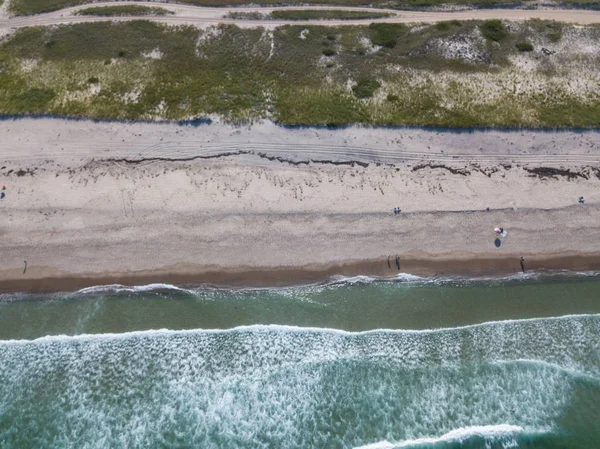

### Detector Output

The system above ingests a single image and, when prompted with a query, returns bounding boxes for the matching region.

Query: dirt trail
[2,1,600,30]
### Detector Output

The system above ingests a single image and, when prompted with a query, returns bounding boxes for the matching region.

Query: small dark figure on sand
[395,254,400,270]
[387,255,391,269]
[23,260,27,275]
[520,257,525,273]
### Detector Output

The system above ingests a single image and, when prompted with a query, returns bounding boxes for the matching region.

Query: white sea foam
[75,283,191,295]
[329,275,378,284]
[55,269,600,298]
[395,273,425,282]
[1,313,596,448]
[355,425,525,449]
[2,313,599,345]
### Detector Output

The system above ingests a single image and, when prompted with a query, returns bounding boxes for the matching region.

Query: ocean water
[0,274,599,448]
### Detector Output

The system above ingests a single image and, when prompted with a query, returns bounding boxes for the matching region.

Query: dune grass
[10,0,524,16]
[74,5,173,16]
[1,20,600,127]
[270,10,392,20]
[227,10,391,20]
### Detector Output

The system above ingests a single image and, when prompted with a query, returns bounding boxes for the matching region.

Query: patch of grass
[480,20,508,42]
[435,20,462,32]
[515,42,533,52]
[322,48,336,56]
[2,21,600,128]
[270,10,391,20]
[225,11,265,20]
[10,0,87,15]
[74,5,173,16]
[368,23,407,48]
[527,19,563,42]
[12,88,56,112]
[352,77,381,98]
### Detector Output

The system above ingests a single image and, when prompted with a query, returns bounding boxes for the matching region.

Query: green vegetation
[226,10,390,21]
[515,42,533,51]
[10,0,86,15]
[10,0,524,16]
[480,20,508,42]
[1,20,600,127]
[352,78,381,98]
[225,11,266,20]
[75,5,173,16]
[368,23,407,48]
[270,10,392,20]
[435,20,463,32]
[529,19,563,42]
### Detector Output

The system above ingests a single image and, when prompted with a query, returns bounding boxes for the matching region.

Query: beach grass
[269,10,392,20]
[12,0,600,15]
[74,5,173,16]
[9,0,524,15]
[226,10,392,20]
[1,20,600,126]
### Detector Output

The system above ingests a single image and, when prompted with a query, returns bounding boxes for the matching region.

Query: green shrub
[270,10,390,21]
[326,34,336,41]
[480,20,508,42]
[386,93,399,102]
[226,11,264,19]
[515,42,533,52]
[352,78,381,98]
[547,31,562,42]
[322,48,336,56]
[87,76,99,84]
[75,5,172,16]
[13,88,56,111]
[435,20,461,32]
[369,23,407,49]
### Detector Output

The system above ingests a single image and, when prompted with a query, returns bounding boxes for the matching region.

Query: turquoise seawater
[0,274,599,448]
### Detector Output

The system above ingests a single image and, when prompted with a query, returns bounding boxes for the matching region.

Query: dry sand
[1,118,600,291]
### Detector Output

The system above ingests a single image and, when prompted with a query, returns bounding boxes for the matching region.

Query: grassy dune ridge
[74,5,174,16]
[1,19,599,127]
[226,10,392,20]
[8,0,522,16]
[11,0,600,16]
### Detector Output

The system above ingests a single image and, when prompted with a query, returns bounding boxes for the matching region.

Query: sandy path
[3,1,600,30]
[1,119,600,291]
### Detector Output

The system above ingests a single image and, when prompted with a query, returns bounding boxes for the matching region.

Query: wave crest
[355,425,526,449]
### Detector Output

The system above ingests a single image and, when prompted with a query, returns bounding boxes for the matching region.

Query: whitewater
[0,276,599,448]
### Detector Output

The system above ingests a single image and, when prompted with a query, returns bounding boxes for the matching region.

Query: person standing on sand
[387,255,391,269]
[520,257,525,273]
[395,254,400,270]
[23,260,27,274]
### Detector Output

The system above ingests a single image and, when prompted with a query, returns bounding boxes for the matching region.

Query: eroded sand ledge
[1,118,600,292]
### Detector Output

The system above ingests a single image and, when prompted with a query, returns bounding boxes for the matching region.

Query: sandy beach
[1,118,600,292]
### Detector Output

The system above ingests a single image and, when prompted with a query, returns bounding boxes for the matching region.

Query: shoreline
[3,254,600,294]
[3,119,600,297]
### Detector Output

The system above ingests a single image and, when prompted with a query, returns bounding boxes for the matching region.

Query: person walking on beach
[387,255,391,269]
[395,254,400,270]
[520,257,525,273]
[23,260,27,274]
